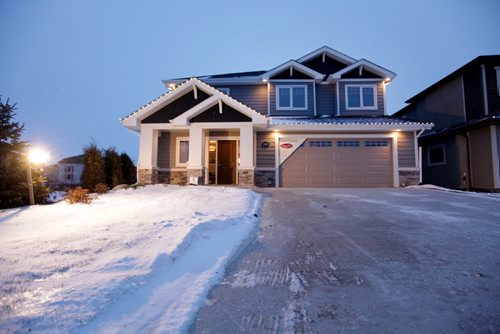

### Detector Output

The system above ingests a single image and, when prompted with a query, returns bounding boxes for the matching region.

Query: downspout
[458,132,472,190]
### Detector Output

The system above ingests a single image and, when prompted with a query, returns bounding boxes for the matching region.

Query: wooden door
[217,140,237,184]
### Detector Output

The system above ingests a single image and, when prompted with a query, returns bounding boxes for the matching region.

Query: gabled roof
[270,116,431,127]
[405,55,500,104]
[260,60,324,81]
[297,46,357,65]
[121,78,267,130]
[328,59,396,82]
[58,154,84,164]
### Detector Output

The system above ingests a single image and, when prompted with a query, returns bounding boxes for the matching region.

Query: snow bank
[0,185,261,333]
[408,184,500,201]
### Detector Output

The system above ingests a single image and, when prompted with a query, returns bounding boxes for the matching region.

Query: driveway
[192,188,500,333]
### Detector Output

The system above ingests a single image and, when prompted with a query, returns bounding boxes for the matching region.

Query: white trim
[275,135,280,188]
[481,64,489,115]
[261,60,324,81]
[269,124,431,132]
[427,144,446,166]
[392,135,400,187]
[276,85,308,110]
[336,83,340,115]
[345,84,378,110]
[269,79,315,82]
[490,125,500,189]
[175,137,190,167]
[296,46,356,65]
[419,146,423,183]
[218,87,230,95]
[313,83,317,116]
[278,133,396,139]
[163,77,264,86]
[267,81,271,116]
[383,80,387,115]
[495,66,500,96]
[398,167,419,171]
[413,131,418,168]
[337,78,382,82]
[328,59,396,82]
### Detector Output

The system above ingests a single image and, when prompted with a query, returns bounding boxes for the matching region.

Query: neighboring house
[56,155,84,186]
[122,46,432,188]
[394,56,500,191]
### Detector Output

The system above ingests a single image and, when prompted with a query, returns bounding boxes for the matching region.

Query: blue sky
[1,0,499,162]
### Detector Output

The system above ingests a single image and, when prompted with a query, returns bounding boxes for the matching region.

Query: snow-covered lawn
[0,185,261,333]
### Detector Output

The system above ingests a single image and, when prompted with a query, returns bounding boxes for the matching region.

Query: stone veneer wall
[238,169,254,187]
[399,170,420,187]
[255,170,276,187]
[138,169,157,184]
[138,168,188,185]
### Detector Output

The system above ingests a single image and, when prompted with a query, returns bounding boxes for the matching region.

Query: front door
[217,140,237,184]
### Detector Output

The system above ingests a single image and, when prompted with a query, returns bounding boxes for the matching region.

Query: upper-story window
[218,87,230,95]
[345,84,377,110]
[276,85,307,110]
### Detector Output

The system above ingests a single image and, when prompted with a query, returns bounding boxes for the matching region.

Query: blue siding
[338,81,384,116]
[269,81,315,116]
[316,84,336,116]
[212,84,268,115]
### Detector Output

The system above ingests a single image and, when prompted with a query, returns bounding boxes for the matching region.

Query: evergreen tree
[120,152,136,184]
[0,98,49,208]
[104,147,123,188]
[81,142,104,191]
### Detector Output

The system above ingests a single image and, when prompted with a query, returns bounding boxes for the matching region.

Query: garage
[281,138,393,187]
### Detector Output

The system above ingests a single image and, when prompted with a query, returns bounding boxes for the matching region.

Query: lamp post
[27,148,50,205]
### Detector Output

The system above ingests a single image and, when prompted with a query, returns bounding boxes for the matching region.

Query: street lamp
[27,148,50,205]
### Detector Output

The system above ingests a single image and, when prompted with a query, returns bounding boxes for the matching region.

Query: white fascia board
[296,46,357,65]
[268,124,431,132]
[261,60,324,81]
[164,77,265,87]
[328,59,397,82]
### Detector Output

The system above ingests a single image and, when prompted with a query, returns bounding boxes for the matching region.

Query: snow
[0,185,261,333]
[408,184,500,201]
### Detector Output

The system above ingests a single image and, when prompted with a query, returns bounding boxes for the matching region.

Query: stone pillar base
[254,170,276,187]
[399,170,420,187]
[137,168,158,185]
[238,169,254,187]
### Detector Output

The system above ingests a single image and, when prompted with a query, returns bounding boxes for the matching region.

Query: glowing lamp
[28,148,50,165]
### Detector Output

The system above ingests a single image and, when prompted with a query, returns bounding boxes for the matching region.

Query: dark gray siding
[142,90,211,123]
[212,85,267,115]
[413,76,466,129]
[316,84,336,116]
[338,81,384,116]
[269,81,314,116]
[485,63,500,116]
[398,131,416,168]
[341,68,382,79]
[302,56,347,77]
[256,132,275,168]
[463,67,485,121]
[191,103,251,122]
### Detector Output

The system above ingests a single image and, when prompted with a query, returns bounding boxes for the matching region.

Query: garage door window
[427,145,446,166]
[310,140,332,147]
[365,140,388,147]
[337,140,360,147]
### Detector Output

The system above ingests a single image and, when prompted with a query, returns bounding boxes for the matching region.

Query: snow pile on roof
[0,185,261,333]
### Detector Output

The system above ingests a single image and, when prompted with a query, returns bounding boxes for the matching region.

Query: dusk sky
[1,0,499,163]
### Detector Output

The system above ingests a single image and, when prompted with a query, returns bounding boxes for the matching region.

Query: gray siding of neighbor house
[469,126,494,189]
[316,84,336,116]
[157,131,189,169]
[497,125,500,187]
[269,81,315,116]
[212,85,268,115]
[414,76,466,130]
[422,136,467,190]
[256,132,275,168]
[398,131,416,168]
[338,81,384,116]
[463,68,485,121]
[485,64,500,116]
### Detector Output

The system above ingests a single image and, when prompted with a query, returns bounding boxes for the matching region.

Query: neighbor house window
[218,87,230,95]
[276,85,307,110]
[345,84,377,109]
[176,138,189,167]
[495,66,500,96]
[427,145,446,166]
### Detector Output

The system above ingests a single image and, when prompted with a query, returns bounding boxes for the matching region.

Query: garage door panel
[281,138,393,187]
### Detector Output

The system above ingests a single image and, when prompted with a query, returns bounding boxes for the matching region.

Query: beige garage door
[281,138,393,187]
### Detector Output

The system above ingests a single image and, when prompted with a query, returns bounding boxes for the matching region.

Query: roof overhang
[162,76,265,87]
[297,46,357,65]
[268,123,433,132]
[261,60,324,82]
[327,59,396,83]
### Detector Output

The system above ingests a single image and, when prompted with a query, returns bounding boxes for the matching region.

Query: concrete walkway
[192,188,500,333]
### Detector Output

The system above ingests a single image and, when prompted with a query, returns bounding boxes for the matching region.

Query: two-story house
[122,46,432,188]
[394,56,500,191]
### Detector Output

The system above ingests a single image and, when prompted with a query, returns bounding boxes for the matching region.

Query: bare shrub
[65,187,96,204]
[94,183,109,194]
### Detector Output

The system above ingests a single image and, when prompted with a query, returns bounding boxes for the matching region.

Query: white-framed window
[64,166,74,173]
[218,87,230,95]
[345,84,377,110]
[276,85,307,110]
[427,145,446,166]
[176,137,189,167]
[495,66,500,96]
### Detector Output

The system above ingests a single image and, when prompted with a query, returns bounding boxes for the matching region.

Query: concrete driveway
[192,188,500,333]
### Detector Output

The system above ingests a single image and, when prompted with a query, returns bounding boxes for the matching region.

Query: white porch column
[239,125,254,169]
[138,126,158,169]
[188,126,204,169]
